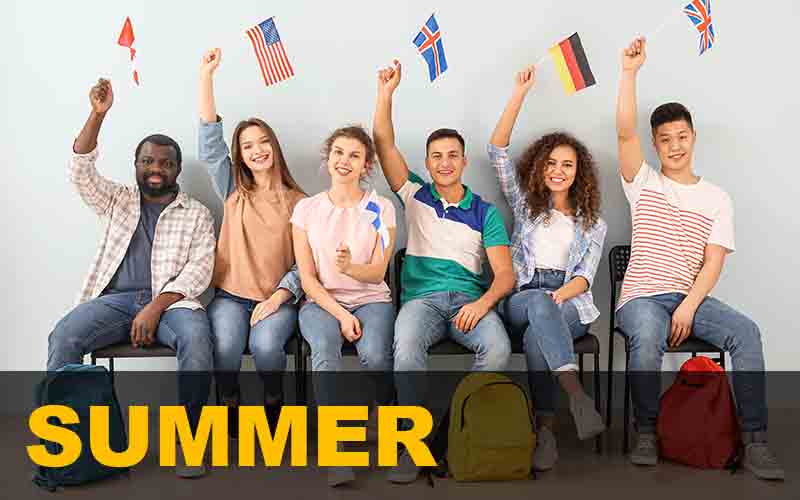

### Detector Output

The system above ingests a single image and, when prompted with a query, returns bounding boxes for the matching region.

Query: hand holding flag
[622,37,647,73]
[377,59,402,97]
[512,65,536,96]
[200,48,222,77]
[89,78,114,115]
[335,241,353,275]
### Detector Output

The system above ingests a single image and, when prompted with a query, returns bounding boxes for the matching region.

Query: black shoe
[264,395,283,435]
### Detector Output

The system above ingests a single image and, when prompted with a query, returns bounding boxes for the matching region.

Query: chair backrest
[393,249,406,311]
[608,245,631,329]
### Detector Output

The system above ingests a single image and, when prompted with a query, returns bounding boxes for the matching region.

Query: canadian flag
[117,17,140,85]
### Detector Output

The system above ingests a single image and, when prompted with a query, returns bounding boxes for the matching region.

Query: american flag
[684,0,715,55]
[245,17,295,86]
[413,14,448,82]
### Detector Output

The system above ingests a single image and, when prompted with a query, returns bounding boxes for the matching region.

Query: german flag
[548,33,596,95]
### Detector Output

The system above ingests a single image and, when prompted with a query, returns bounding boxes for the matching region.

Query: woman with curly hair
[291,125,396,486]
[489,66,607,470]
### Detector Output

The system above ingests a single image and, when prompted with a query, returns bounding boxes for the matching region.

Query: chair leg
[606,333,615,445]
[719,352,726,370]
[593,351,602,454]
[623,350,631,455]
[91,354,96,366]
[579,355,585,384]
[109,357,116,392]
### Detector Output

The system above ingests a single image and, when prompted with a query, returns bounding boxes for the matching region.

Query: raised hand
[513,65,536,95]
[200,48,222,77]
[377,59,402,96]
[89,78,113,115]
[622,37,646,73]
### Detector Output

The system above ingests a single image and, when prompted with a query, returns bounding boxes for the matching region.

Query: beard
[137,175,179,198]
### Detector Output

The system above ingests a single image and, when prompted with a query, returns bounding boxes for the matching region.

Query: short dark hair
[425,128,465,155]
[650,102,694,133]
[134,134,182,166]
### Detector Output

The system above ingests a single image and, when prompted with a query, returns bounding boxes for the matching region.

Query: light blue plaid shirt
[488,144,607,324]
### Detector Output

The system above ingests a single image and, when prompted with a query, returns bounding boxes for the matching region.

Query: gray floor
[4,410,797,500]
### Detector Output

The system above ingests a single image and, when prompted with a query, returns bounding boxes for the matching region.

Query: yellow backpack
[447,373,536,481]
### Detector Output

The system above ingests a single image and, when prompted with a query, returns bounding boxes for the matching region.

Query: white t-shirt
[617,161,735,310]
[531,210,576,271]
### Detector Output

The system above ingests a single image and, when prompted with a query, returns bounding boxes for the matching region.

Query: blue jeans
[394,291,511,408]
[47,290,213,430]
[617,293,767,433]
[298,301,394,407]
[499,269,589,416]
[207,289,298,400]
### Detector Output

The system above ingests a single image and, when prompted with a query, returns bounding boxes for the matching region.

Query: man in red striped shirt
[615,37,783,480]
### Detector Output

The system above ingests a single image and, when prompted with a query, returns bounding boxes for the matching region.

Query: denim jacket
[488,143,607,324]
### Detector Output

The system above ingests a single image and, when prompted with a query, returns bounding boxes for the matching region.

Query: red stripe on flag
[278,43,294,76]
[267,44,285,81]
[253,28,277,85]
[270,45,288,80]
[246,29,271,86]
[558,39,586,91]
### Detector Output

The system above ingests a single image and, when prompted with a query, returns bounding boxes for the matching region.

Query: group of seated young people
[47,38,783,484]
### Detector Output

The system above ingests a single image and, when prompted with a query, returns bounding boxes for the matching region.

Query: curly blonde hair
[321,125,377,178]
[515,132,601,230]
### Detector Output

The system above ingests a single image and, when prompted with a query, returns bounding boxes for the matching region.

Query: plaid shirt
[70,147,216,310]
[488,144,607,324]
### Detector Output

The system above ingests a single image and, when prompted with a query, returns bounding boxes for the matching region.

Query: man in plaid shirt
[47,78,216,478]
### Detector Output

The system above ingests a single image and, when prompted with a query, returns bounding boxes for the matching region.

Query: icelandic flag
[413,14,448,82]
[360,191,390,254]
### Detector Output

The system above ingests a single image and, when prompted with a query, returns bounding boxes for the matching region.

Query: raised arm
[373,60,410,192]
[70,79,124,216]
[197,48,235,200]
[199,48,221,123]
[617,37,647,182]
[490,66,536,148]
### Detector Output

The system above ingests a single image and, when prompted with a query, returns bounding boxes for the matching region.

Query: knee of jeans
[526,291,558,318]
[480,339,511,371]
[177,323,213,361]
[360,345,392,371]
[393,333,427,368]
[250,336,287,368]
[731,317,763,351]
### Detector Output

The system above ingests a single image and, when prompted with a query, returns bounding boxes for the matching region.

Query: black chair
[605,245,725,453]
[91,335,306,404]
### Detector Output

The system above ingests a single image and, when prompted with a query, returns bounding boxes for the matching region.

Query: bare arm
[292,225,350,321]
[373,60,410,192]
[490,66,536,148]
[670,244,728,347]
[199,48,221,123]
[617,37,647,182]
[452,245,515,333]
[336,228,396,284]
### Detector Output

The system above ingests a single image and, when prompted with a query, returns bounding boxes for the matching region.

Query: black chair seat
[91,342,175,359]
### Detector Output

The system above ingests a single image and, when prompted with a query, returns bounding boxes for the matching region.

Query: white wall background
[3,0,798,370]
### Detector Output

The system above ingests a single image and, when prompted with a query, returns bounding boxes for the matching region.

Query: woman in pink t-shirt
[291,125,396,487]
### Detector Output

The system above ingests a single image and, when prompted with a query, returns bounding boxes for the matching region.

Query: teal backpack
[33,364,129,491]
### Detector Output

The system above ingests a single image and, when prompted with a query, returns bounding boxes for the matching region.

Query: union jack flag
[684,0,715,55]
[413,14,448,82]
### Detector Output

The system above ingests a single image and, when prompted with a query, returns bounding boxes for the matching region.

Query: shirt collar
[429,183,473,210]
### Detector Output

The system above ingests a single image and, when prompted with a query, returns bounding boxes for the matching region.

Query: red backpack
[657,356,741,469]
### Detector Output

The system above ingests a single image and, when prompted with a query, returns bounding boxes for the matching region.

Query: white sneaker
[386,448,420,484]
[533,426,558,471]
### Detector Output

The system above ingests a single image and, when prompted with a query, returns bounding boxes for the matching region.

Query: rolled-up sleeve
[572,218,607,288]
[198,118,235,200]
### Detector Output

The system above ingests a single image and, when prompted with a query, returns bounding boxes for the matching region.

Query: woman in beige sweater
[198,48,305,435]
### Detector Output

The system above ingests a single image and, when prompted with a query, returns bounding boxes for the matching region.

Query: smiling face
[652,119,696,174]
[135,142,180,197]
[425,137,467,189]
[543,144,577,194]
[238,124,274,173]
[327,136,368,185]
